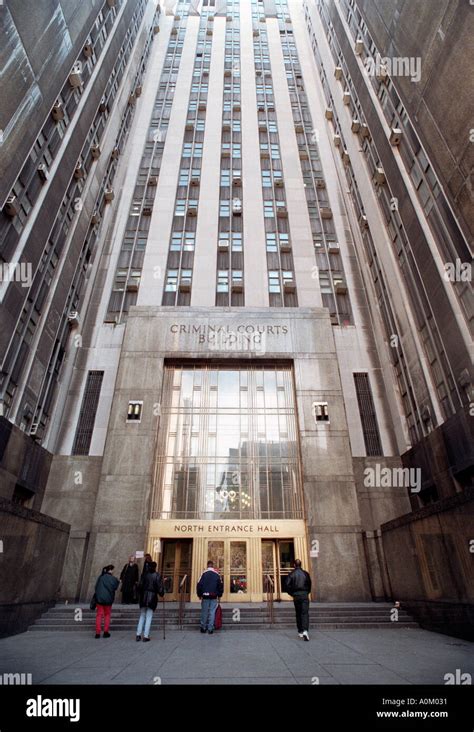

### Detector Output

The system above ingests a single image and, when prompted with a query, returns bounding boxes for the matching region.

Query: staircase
[29,602,419,632]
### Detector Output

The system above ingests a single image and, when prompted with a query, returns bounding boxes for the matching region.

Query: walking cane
[162,594,166,640]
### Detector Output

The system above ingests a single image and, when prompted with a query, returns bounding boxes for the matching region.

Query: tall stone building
[1,1,472,628]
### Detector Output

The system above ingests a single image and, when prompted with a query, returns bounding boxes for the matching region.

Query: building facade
[1,0,472,610]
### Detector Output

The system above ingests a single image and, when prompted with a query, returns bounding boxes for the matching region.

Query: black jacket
[286,567,312,596]
[197,568,224,599]
[138,571,165,610]
[95,573,120,606]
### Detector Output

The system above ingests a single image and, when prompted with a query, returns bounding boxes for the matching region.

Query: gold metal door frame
[160,540,192,602]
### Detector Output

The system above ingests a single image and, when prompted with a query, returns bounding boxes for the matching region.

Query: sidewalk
[0,627,472,685]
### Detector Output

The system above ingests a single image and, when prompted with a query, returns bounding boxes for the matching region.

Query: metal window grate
[72,371,104,455]
[353,372,383,456]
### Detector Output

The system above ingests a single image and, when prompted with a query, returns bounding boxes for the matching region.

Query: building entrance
[262,539,295,599]
[160,539,192,601]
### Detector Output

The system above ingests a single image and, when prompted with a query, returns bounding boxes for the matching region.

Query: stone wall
[0,498,70,637]
[381,487,474,639]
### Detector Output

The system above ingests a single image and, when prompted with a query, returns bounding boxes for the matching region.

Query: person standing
[141,553,153,578]
[94,565,120,639]
[286,559,312,641]
[136,561,165,642]
[197,560,223,634]
[120,555,139,604]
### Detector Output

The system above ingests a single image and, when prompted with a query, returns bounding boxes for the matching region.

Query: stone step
[29,622,419,632]
[33,612,412,623]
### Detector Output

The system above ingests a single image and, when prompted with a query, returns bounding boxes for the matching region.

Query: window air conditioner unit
[51,102,64,122]
[153,25,160,35]
[333,134,341,147]
[316,179,326,189]
[231,279,243,293]
[74,163,85,180]
[334,66,343,81]
[175,14,181,21]
[171,27,178,36]
[351,119,360,132]
[127,281,139,292]
[342,150,350,165]
[283,279,296,293]
[376,65,388,82]
[190,176,200,186]
[187,205,198,216]
[274,178,284,188]
[224,69,232,77]
[233,176,242,186]
[91,144,101,160]
[279,241,291,253]
[185,121,195,131]
[342,91,351,105]
[359,214,369,229]
[104,188,115,202]
[253,29,259,37]
[135,85,142,98]
[325,108,333,120]
[277,206,288,218]
[360,123,370,138]
[29,423,40,438]
[334,280,347,294]
[232,198,242,215]
[258,121,267,131]
[83,43,93,58]
[206,29,213,36]
[295,122,304,133]
[233,103,241,111]
[260,149,269,158]
[299,148,309,159]
[142,204,153,216]
[91,210,101,225]
[390,127,402,145]
[218,240,230,252]
[354,39,364,55]
[68,68,82,88]
[111,146,120,160]
[68,311,80,326]
[128,93,136,106]
[222,148,231,158]
[222,121,231,131]
[99,97,108,113]
[328,241,340,252]
[37,164,48,182]
[198,101,207,110]
[374,167,386,185]
[106,0,116,7]
[4,195,19,218]
[320,207,333,219]
[179,278,192,292]
[148,176,158,186]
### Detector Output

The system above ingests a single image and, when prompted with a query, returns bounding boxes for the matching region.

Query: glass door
[161,540,192,601]
[261,540,295,599]
[206,540,248,601]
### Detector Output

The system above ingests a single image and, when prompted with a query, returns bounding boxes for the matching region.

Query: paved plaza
[0,627,472,685]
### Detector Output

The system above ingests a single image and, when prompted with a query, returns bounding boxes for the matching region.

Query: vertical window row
[217,1,244,306]
[251,1,297,307]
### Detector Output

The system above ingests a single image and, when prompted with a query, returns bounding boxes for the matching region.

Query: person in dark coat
[135,561,165,642]
[120,555,139,604]
[286,559,312,641]
[141,553,153,578]
[94,565,120,639]
[197,561,224,634]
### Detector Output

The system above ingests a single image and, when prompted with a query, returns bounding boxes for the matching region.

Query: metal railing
[264,574,274,625]
[178,574,188,630]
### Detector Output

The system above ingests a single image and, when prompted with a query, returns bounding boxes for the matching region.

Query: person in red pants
[94,565,120,638]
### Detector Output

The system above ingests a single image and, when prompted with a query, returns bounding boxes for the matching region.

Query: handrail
[264,574,274,625]
[178,574,188,630]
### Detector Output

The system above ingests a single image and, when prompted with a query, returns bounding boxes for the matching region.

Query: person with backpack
[286,559,312,641]
[94,565,120,639]
[136,561,165,642]
[196,560,224,634]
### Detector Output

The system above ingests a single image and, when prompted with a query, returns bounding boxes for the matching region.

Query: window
[268,271,280,293]
[217,270,229,292]
[165,270,178,292]
[312,401,329,423]
[127,400,143,422]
